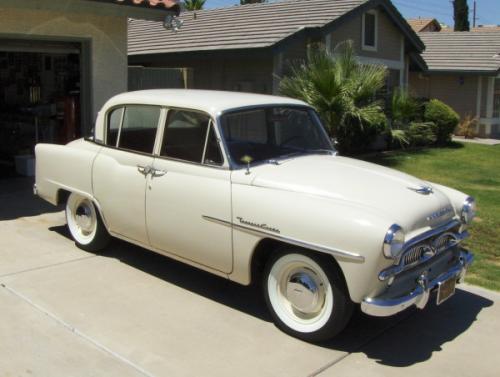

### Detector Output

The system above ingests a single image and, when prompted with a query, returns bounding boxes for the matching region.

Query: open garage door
[0,38,89,178]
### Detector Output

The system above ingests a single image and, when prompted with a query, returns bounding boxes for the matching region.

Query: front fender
[229,184,394,302]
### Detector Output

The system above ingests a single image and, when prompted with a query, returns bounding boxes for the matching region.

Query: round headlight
[383,224,405,259]
[461,197,476,225]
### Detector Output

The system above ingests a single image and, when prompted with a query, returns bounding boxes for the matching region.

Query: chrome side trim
[362,250,473,317]
[202,215,232,227]
[202,215,365,263]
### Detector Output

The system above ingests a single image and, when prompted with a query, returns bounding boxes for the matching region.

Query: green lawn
[364,142,500,291]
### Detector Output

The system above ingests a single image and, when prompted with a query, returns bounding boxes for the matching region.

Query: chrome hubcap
[284,269,325,315]
[75,202,94,234]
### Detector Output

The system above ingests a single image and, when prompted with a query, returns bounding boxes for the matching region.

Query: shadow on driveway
[0,177,62,220]
[49,224,493,367]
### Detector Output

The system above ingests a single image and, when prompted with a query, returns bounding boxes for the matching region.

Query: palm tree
[183,0,206,11]
[279,41,388,153]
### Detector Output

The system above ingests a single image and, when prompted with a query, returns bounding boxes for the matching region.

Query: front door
[93,105,161,244]
[146,109,233,273]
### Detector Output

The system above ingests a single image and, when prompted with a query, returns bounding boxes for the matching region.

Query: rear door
[93,105,161,244]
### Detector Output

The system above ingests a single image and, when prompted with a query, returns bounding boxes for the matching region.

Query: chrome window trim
[160,106,229,169]
[103,104,164,155]
[153,108,168,156]
[202,215,365,263]
[201,119,212,164]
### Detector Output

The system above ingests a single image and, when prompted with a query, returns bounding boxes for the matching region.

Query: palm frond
[279,40,388,152]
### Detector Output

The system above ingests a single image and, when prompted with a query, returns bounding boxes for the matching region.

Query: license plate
[436,277,456,305]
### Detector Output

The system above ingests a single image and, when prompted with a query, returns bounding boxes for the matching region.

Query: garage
[0,0,180,179]
[0,39,91,178]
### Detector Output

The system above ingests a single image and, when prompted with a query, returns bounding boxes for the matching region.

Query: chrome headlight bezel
[383,224,405,259]
[461,197,476,225]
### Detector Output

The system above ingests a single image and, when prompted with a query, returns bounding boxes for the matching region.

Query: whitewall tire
[263,250,353,342]
[66,193,110,252]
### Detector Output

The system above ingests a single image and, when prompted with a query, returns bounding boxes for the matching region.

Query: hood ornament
[408,185,434,195]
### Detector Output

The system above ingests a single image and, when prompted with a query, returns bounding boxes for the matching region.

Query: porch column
[272,52,283,95]
[485,77,495,136]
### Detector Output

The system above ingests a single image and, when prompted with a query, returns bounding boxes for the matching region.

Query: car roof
[103,89,310,116]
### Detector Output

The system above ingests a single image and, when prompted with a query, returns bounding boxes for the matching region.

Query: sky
[204,0,500,28]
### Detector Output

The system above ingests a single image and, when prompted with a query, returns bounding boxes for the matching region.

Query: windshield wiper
[303,149,336,155]
[264,149,335,165]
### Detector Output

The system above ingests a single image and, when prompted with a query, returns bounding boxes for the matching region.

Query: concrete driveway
[0,178,498,377]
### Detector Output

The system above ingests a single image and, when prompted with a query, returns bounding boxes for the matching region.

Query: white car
[35,90,474,342]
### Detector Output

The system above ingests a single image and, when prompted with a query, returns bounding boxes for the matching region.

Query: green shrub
[406,122,438,146]
[424,99,459,144]
[335,111,388,154]
[391,89,422,127]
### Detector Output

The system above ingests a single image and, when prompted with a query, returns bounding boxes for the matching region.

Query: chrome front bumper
[361,250,473,317]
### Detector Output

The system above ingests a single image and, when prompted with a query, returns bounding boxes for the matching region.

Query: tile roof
[473,26,500,32]
[88,0,180,13]
[128,0,368,55]
[418,31,500,74]
[406,18,440,32]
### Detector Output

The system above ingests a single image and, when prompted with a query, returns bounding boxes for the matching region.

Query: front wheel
[66,193,110,252]
[263,250,353,342]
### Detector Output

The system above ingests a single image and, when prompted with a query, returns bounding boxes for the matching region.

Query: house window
[362,10,378,51]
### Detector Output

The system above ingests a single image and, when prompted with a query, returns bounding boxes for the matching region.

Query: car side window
[118,105,160,154]
[161,110,210,163]
[106,107,123,147]
[204,125,224,166]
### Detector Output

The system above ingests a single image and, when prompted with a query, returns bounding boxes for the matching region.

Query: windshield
[220,106,334,165]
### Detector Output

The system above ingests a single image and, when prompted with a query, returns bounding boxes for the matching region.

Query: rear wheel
[263,249,353,342]
[66,193,110,252]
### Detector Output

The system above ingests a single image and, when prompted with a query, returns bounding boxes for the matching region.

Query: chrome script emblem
[408,185,434,195]
[236,217,281,234]
[426,207,454,222]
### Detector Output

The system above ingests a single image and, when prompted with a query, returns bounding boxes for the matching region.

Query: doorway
[0,38,85,178]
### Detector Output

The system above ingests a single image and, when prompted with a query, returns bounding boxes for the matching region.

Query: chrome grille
[401,232,459,267]
[403,245,428,265]
[433,232,457,253]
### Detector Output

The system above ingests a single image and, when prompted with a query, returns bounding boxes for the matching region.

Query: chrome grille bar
[379,225,469,281]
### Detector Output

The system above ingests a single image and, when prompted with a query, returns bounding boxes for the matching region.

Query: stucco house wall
[328,8,403,63]
[409,73,500,138]
[0,0,167,133]
[409,74,479,117]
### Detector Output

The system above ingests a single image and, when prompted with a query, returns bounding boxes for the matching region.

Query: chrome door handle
[137,165,151,175]
[151,168,167,177]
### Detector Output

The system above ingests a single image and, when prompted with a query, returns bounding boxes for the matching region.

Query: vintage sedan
[35,90,474,342]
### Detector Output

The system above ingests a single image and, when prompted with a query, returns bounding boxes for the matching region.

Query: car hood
[245,155,457,232]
